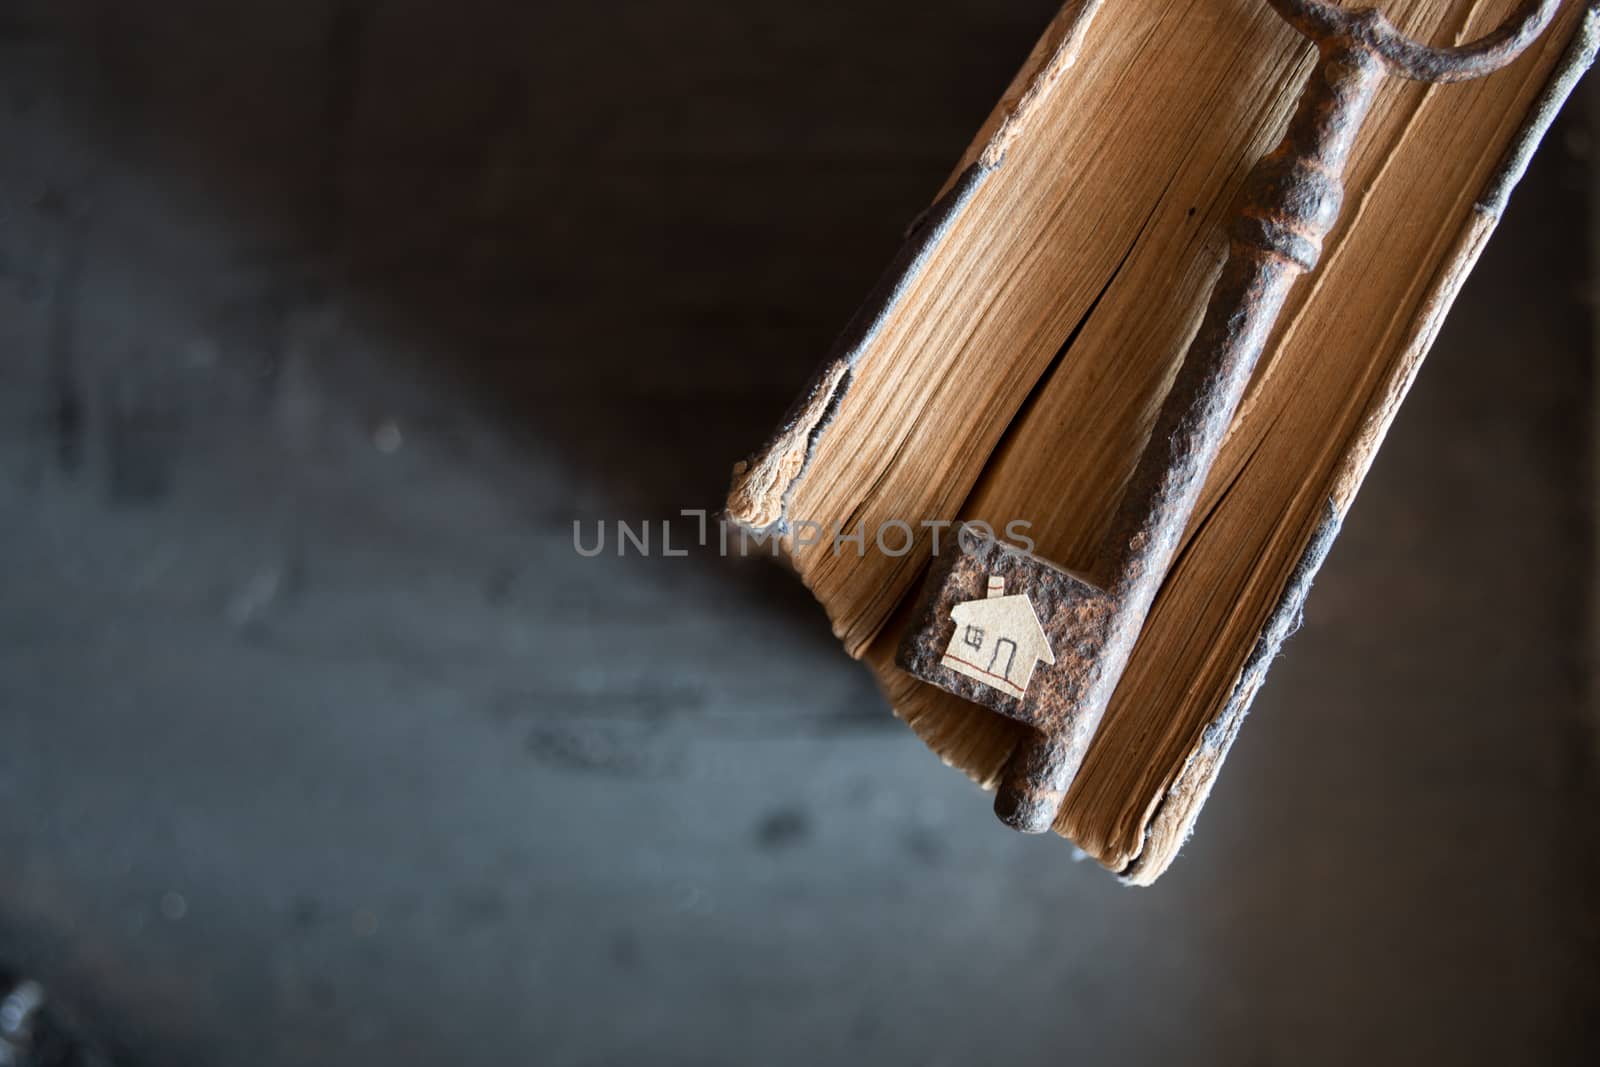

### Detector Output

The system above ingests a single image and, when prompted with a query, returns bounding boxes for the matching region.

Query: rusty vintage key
[898,0,1563,833]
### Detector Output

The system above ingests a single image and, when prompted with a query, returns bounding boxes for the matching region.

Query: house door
[988,637,1017,683]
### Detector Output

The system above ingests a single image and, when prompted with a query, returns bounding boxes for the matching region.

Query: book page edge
[1116,0,1600,889]
[722,0,1106,539]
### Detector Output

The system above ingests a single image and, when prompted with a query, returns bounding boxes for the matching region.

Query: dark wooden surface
[0,2,1594,1064]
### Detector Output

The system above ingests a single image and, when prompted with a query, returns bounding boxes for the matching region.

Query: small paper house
[940,575,1055,699]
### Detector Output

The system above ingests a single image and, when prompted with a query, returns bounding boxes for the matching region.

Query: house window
[963,625,984,650]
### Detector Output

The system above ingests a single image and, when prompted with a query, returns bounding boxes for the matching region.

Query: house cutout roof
[940,575,1055,699]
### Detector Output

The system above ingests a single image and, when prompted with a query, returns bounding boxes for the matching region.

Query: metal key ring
[1268,0,1561,82]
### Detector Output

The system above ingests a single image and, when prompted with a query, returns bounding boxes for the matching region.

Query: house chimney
[986,575,1004,598]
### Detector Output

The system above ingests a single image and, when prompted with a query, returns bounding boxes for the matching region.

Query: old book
[724,0,1597,882]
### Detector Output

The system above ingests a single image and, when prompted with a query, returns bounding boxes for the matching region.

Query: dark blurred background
[0,2,1595,1064]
